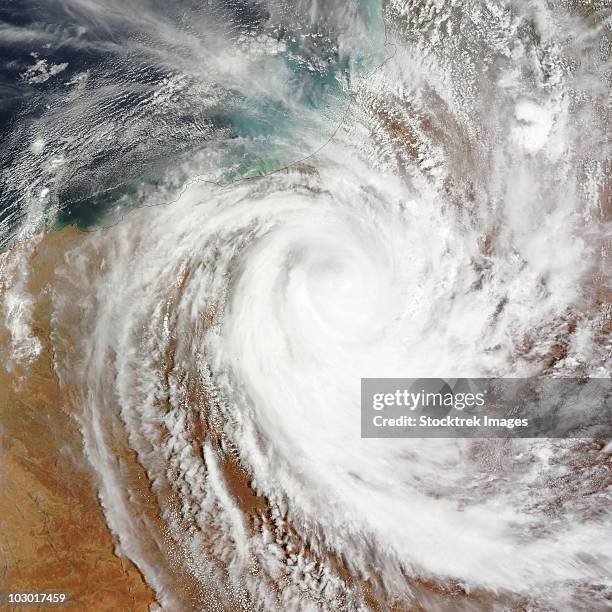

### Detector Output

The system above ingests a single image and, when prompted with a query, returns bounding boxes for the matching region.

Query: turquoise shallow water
[0,1,387,236]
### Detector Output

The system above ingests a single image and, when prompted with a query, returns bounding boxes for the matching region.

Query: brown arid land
[1,221,610,612]
[0,227,155,612]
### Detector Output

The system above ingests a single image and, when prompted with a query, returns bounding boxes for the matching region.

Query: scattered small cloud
[20,52,69,85]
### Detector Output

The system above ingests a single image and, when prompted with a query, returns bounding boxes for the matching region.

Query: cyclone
[0,1,610,611]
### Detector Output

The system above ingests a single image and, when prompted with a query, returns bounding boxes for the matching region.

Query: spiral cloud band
[0,0,610,610]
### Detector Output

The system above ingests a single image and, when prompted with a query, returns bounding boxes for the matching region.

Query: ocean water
[1,1,610,610]
[1,0,386,234]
